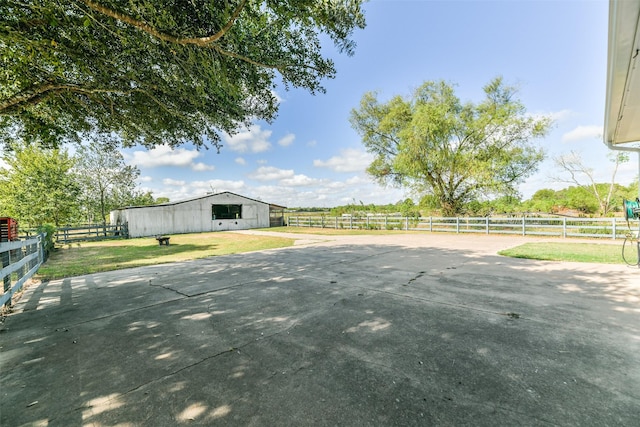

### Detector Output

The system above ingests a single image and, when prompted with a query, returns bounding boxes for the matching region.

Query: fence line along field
[287,215,640,240]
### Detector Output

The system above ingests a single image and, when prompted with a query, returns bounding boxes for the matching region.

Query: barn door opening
[212,204,242,231]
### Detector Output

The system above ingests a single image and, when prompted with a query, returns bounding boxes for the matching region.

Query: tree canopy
[74,140,148,223]
[0,144,80,226]
[0,142,160,227]
[0,0,366,149]
[350,77,551,216]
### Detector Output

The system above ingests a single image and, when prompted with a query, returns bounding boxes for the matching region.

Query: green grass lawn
[498,242,626,264]
[37,232,295,280]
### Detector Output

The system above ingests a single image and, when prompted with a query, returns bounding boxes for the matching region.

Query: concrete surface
[1,232,639,426]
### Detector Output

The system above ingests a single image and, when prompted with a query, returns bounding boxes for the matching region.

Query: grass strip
[498,242,624,264]
[37,232,294,280]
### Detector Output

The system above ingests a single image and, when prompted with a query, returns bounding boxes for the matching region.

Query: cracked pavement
[1,232,639,426]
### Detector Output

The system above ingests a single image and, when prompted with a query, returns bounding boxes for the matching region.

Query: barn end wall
[111,193,271,238]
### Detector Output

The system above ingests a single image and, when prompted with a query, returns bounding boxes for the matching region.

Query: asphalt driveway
[1,232,639,426]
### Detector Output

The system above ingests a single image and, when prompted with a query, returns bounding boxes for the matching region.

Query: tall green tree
[74,140,146,223]
[0,0,366,149]
[350,77,551,216]
[0,144,80,226]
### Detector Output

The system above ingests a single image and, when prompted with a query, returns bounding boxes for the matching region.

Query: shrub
[36,223,56,258]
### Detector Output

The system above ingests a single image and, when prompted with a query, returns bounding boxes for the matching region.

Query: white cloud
[147,179,247,202]
[257,159,268,165]
[190,179,246,193]
[127,145,214,171]
[280,174,323,187]
[547,109,574,123]
[138,175,153,183]
[307,140,317,147]
[128,145,200,168]
[345,175,372,185]
[313,148,374,173]
[278,133,295,147]
[326,181,347,189]
[271,90,283,104]
[562,125,603,143]
[192,162,215,171]
[249,166,294,181]
[222,125,272,153]
[235,157,246,165]
[527,109,573,128]
[163,178,186,186]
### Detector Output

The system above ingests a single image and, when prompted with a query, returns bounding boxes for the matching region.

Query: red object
[0,217,18,242]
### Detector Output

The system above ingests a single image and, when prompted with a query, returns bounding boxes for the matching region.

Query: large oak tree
[0,0,366,149]
[350,77,551,216]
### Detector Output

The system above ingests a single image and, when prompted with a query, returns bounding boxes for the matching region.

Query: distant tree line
[517,183,637,217]
[0,142,165,228]
[293,181,638,219]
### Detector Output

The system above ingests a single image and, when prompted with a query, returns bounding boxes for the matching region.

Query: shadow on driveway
[1,237,639,426]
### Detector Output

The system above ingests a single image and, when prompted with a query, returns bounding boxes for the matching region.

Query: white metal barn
[110,191,285,238]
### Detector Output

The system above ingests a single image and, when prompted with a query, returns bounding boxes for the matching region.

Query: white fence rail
[287,216,639,240]
[1,234,45,307]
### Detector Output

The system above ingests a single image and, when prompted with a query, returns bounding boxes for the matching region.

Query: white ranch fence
[1,234,46,307]
[287,216,639,240]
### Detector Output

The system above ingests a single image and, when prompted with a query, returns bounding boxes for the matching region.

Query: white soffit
[605,0,640,146]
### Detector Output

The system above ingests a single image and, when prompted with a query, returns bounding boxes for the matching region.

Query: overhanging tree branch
[1,82,188,121]
[0,83,127,113]
[78,0,248,46]
[76,0,330,74]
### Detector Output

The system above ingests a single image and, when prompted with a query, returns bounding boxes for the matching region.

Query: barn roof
[116,191,285,210]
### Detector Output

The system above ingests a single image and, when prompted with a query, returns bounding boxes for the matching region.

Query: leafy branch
[78,0,247,47]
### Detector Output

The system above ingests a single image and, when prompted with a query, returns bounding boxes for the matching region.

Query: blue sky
[122,0,625,208]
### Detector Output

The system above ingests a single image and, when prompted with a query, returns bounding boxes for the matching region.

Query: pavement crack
[148,280,190,297]
[122,347,238,396]
[406,271,426,286]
